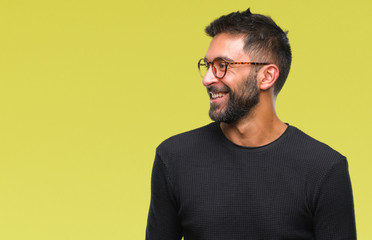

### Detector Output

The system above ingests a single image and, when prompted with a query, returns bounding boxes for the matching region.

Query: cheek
[221,75,245,92]
[223,69,239,80]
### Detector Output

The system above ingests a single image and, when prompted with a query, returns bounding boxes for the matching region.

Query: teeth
[211,92,226,99]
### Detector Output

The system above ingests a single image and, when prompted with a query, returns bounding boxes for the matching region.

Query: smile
[210,92,227,99]
[209,92,228,103]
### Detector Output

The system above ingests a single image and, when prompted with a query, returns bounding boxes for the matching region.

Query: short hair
[205,8,292,96]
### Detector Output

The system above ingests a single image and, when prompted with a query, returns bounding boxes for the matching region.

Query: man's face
[202,33,260,124]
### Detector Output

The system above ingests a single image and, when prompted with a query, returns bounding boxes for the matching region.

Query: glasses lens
[198,59,209,78]
[213,58,227,78]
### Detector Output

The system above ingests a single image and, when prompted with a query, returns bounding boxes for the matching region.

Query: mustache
[206,85,230,93]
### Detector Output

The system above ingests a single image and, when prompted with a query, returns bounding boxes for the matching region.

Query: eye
[215,60,227,71]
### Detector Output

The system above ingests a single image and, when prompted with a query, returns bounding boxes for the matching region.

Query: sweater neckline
[211,121,292,153]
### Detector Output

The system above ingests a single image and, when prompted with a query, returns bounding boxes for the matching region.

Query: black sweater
[146,122,356,240]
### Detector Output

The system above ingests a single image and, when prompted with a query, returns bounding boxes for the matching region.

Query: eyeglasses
[197,57,269,79]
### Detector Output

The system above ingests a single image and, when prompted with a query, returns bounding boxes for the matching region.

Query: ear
[257,64,280,91]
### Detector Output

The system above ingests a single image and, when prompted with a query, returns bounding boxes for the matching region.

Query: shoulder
[156,122,218,163]
[286,125,347,169]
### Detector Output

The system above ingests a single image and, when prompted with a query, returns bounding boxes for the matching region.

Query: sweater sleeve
[313,157,357,240]
[146,153,182,240]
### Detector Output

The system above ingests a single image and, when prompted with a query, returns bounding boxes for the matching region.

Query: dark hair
[205,8,292,96]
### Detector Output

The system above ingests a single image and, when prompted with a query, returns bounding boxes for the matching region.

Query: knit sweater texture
[146,122,356,240]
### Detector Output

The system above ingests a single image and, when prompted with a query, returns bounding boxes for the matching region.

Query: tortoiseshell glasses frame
[198,57,269,79]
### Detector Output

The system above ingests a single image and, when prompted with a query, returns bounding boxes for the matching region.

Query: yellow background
[0,0,370,239]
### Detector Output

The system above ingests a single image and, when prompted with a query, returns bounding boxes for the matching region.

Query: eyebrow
[204,56,235,62]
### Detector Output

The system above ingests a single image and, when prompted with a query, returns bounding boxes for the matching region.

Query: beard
[207,71,259,124]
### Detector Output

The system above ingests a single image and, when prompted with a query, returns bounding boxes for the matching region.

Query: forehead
[205,33,249,61]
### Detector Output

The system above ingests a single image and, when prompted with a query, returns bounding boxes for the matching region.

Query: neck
[220,92,287,147]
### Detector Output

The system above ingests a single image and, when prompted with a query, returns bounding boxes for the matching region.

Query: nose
[202,66,219,87]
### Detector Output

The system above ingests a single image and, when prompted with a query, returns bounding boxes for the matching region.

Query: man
[146,8,356,240]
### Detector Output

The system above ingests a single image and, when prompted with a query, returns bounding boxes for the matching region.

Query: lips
[210,92,227,99]
[209,91,228,104]
[207,85,230,103]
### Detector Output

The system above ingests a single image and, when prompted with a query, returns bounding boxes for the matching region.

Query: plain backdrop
[0,0,371,239]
